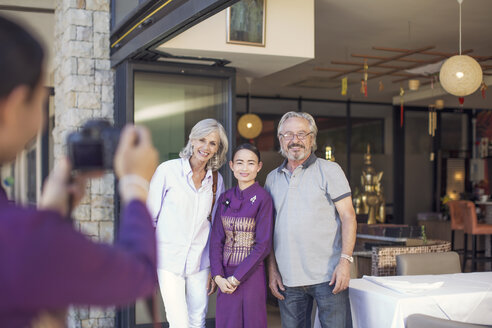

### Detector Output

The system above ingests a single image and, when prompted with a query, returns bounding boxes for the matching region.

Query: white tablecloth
[349,272,492,328]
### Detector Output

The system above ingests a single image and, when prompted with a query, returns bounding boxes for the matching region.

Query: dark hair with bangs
[232,143,261,162]
[0,15,44,100]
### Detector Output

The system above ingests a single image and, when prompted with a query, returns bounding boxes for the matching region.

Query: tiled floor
[267,303,318,328]
[266,304,282,328]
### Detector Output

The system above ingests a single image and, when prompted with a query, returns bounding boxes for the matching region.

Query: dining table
[348,272,492,328]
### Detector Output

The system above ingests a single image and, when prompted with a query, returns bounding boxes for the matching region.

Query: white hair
[179,118,228,171]
[277,111,318,156]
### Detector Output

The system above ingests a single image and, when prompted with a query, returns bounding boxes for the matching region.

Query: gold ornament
[408,79,420,91]
[325,146,335,162]
[353,145,385,224]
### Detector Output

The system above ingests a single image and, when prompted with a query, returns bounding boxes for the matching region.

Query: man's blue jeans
[278,281,350,328]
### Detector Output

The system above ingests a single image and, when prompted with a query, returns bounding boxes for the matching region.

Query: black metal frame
[0,5,54,13]
[110,0,240,67]
[114,60,235,328]
[432,111,442,212]
[41,87,55,184]
[346,100,352,182]
[393,105,405,223]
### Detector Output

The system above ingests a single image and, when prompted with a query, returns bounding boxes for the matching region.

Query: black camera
[67,120,121,171]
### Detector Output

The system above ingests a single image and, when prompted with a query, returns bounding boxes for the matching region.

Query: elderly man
[265,111,356,327]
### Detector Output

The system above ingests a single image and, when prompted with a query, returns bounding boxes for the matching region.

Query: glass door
[134,71,229,164]
[115,61,235,328]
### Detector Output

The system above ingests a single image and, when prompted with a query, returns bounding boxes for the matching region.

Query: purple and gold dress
[210,182,274,328]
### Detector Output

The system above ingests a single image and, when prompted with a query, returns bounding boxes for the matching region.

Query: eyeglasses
[278,131,313,141]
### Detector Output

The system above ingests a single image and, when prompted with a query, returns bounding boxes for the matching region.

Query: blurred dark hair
[0,15,44,100]
[232,143,261,162]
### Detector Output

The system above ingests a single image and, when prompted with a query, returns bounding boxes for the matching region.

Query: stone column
[53,0,116,327]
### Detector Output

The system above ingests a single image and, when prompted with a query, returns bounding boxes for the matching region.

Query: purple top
[0,187,157,327]
[210,182,273,282]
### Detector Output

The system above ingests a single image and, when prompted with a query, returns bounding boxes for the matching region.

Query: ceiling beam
[328,46,435,79]
[391,75,492,105]
[330,60,409,70]
[392,75,433,83]
[373,47,474,58]
[372,55,448,81]
[352,54,430,63]
[392,62,492,84]
[314,67,418,78]
[374,47,492,62]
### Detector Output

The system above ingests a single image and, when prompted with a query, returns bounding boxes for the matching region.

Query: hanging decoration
[440,56,482,98]
[363,59,368,97]
[237,78,263,140]
[481,81,488,99]
[408,79,420,91]
[439,0,483,101]
[428,104,437,137]
[378,81,384,92]
[341,76,348,96]
[360,80,365,94]
[435,99,444,109]
[400,87,405,127]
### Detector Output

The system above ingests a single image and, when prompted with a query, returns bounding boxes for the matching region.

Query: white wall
[164,0,314,58]
[158,0,315,78]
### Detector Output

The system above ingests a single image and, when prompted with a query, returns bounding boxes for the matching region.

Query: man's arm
[329,195,356,294]
[267,250,285,300]
[264,173,285,300]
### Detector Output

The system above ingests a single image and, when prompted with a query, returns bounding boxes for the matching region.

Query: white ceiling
[234,0,492,109]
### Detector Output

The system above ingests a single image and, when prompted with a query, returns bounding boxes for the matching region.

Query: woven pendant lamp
[238,77,263,139]
[439,0,482,97]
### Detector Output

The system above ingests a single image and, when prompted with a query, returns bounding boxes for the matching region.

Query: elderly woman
[147,118,228,328]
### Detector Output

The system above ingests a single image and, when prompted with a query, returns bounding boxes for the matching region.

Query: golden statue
[325,146,335,162]
[354,144,385,224]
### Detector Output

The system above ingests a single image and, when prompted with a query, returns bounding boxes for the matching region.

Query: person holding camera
[147,118,228,328]
[0,16,159,327]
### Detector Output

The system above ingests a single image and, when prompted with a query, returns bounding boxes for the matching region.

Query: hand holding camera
[39,158,99,216]
[39,121,158,216]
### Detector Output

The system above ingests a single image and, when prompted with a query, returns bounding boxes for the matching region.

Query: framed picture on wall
[226,0,266,46]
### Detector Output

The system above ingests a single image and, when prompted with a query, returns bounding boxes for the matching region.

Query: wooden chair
[449,200,492,271]
[447,200,465,252]
[396,251,461,275]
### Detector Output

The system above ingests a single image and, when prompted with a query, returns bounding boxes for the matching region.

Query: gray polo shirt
[264,153,351,287]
